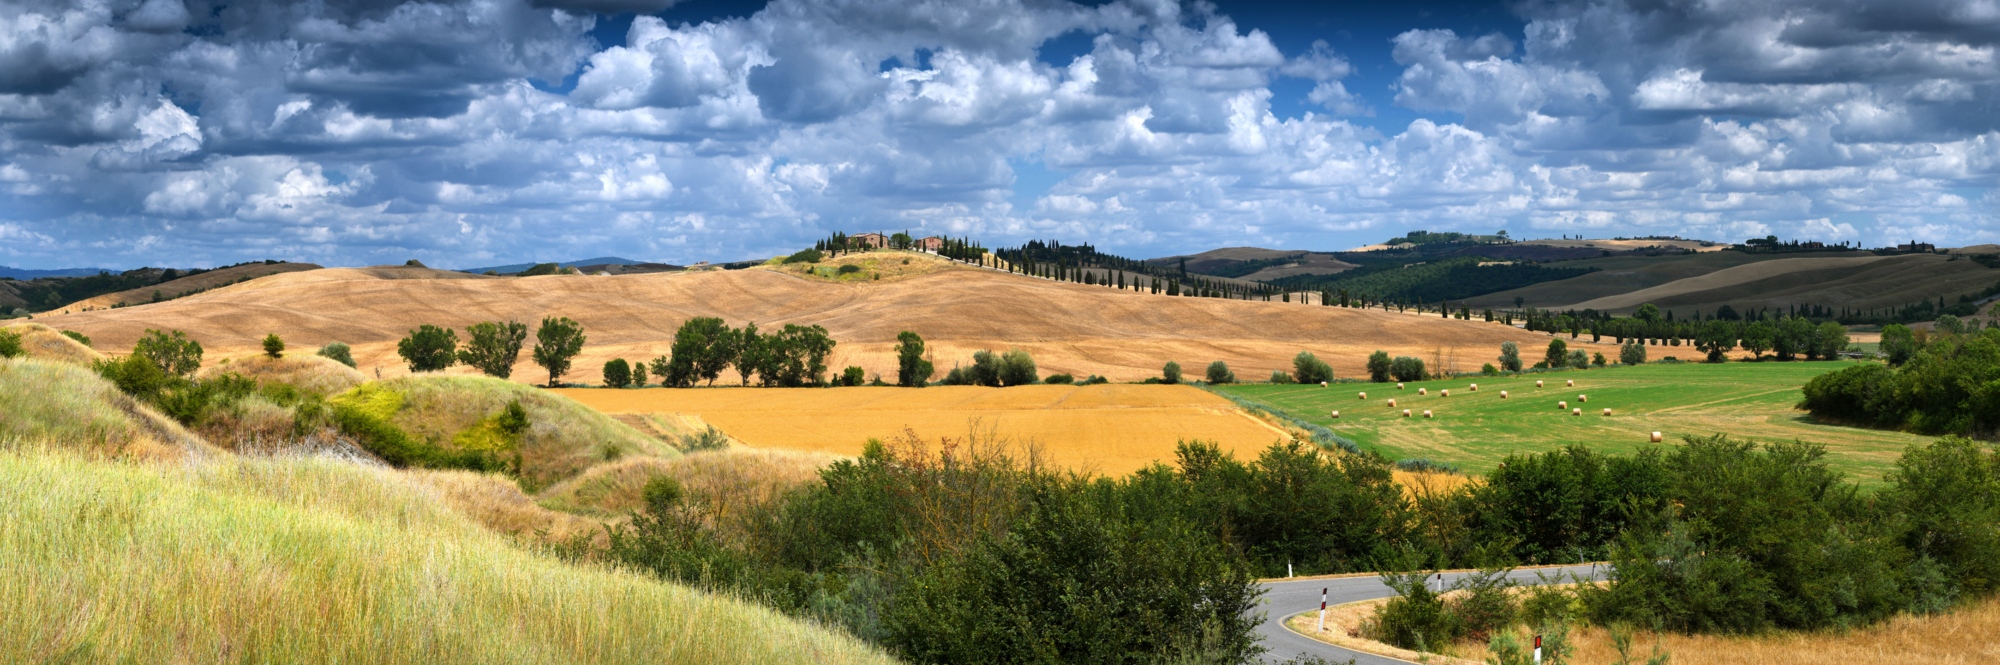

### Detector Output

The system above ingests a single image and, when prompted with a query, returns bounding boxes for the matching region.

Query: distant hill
[1146,247,1358,281]
[52,262,322,314]
[0,266,116,279]
[459,257,648,274]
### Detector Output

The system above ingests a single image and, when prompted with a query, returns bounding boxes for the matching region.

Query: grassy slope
[51,262,322,314]
[1216,362,1930,483]
[1468,251,2000,314]
[1,322,103,365]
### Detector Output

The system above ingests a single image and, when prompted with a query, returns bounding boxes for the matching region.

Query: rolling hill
[1467,251,2000,314]
[37,251,1591,383]
[51,261,322,314]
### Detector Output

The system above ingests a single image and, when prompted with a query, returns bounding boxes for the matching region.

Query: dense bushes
[1366,351,1392,382]
[1388,356,1426,382]
[1292,352,1333,384]
[1206,360,1234,384]
[1800,328,2000,435]
[1461,445,1668,564]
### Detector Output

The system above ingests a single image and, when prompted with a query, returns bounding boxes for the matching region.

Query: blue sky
[1,0,1997,269]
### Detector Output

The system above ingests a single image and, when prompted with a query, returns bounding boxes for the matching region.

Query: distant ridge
[0,266,117,279]
[457,257,645,274]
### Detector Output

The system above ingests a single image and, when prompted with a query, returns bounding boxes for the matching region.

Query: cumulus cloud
[0,0,1996,269]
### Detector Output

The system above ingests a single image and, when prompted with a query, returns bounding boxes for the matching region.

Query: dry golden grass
[202,353,367,396]
[0,322,103,365]
[404,469,608,546]
[51,261,321,314]
[1568,255,1903,310]
[39,252,1591,383]
[0,358,212,460]
[0,447,895,665]
[557,384,1290,476]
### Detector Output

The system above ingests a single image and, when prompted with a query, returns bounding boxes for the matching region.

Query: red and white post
[1533,634,1543,664]
[1316,587,1327,632]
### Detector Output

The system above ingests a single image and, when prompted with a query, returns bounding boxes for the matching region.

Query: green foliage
[842,365,866,387]
[1486,342,1518,374]
[1541,339,1568,370]
[316,341,356,368]
[0,329,21,359]
[629,359,648,387]
[1162,361,1182,385]
[1205,361,1234,384]
[1696,320,1737,362]
[396,324,459,373]
[603,358,632,388]
[1370,570,1459,650]
[94,354,171,402]
[1619,340,1647,365]
[895,331,934,387]
[1268,370,1292,384]
[1388,356,1426,382]
[837,264,862,274]
[261,333,285,358]
[1292,352,1334,384]
[1741,320,1777,359]
[1267,256,1596,304]
[60,329,90,347]
[532,316,586,387]
[1880,323,1917,364]
[133,328,203,378]
[1464,445,1669,564]
[1801,329,2000,435]
[1882,437,2000,600]
[678,426,729,452]
[1566,349,1589,369]
[755,324,836,387]
[998,350,1037,386]
[458,320,528,379]
[664,317,735,387]
[497,399,530,436]
[328,385,507,472]
[1044,373,1074,384]
[784,249,824,264]
[1482,363,1499,375]
[518,263,560,276]
[1366,351,1392,382]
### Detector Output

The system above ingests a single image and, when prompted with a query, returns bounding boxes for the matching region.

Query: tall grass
[0,446,895,665]
[0,358,209,458]
[0,322,102,365]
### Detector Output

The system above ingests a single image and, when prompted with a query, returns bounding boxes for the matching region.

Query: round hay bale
[1423,410,1433,418]
[1388,399,1397,407]
[1567,379,1575,387]
[1330,410,1341,419]
[1441,389,1450,397]
[1419,387,1428,395]
[1500,390,1509,398]
[1402,409,1412,418]
[1359,391,1368,400]
[1536,380,1544,388]
[1397,383,1405,389]
[1321,381,1329,387]
[1602,408,1612,416]
[1650,431,1663,443]
[1469,383,1478,391]
[1572,408,1583,416]
[1579,394,1588,402]
[1559,401,1568,410]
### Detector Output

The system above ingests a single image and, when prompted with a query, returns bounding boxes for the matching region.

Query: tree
[1206,360,1235,384]
[1695,320,1737,363]
[533,316,586,387]
[1620,340,1647,366]
[631,358,649,387]
[1742,320,1777,360]
[1366,351,1392,382]
[1815,321,1849,360]
[1568,349,1590,369]
[261,333,284,359]
[134,329,203,378]
[397,325,459,372]
[1292,352,1334,384]
[999,349,1038,386]
[1880,324,1917,365]
[603,358,632,388]
[0,328,21,359]
[665,317,734,387]
[896,331,934,387]
[1634,303,1662,324]
[1161,361,1182,384]
[1498,341,1523,372]
[317,342,357,368]
[1389,356,1426,382]
[1542,338,1568,369]
[764,324,835,386]
[459,320,528,379]
[1592,351,1607,367]
[734,322,763,385]
[841,365,866,386]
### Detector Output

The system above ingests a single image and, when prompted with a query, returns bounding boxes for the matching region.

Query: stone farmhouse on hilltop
[849,231,945,252]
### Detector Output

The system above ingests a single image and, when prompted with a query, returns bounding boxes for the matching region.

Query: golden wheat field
[557,384,1292,476]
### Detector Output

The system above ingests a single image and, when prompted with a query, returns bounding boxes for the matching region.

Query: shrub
[1498,341,1523,372]
[1883,436,2000,601]
[969,350,1002,387]
[1619,340,1647,365]
[1366,351,1392,382]
[518,262,560,276]
[783,249,824,264]
[999,349,1037,386]
[1268,370,1292,384]
[532,316,586,387]
[1542,339,1568,369]
[396,324,458,373]
[1205,361,1234,384]
[630,359,648,387]
[1566,349,1589,369]
[1044,373,1074,384]
[1591,351,1607,367]
[1447,569,1518,642]
[1389,356,1426,382]
[134,329,203,378]
[1161,361,1182,384]
[0,329,21,359]
[842,365,866,386]
[1369,570,1460,650]
[1481,363,1498,375]
[895,331,934,387]
[837,264,861,274]
[677,426,730,452]
[261,333,285,358]
[60,329,91,347]
[1079,374,1109,385]
[317,342,357,368]
[1292,352,1334,384]
[603,358,632,388]
[459,320,528,379]
[939,365,971,385]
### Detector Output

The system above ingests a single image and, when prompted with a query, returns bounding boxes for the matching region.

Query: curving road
[1254,564,1606,664]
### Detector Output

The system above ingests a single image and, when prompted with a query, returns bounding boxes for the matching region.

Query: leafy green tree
[1880,323,1917,365]
[0,328,21,359]
[1161,361,1182,385]
[1775,317,1816,361]
[1498,341,1522,372]
[1592,352,1607,367]
[1389,356,1426,382]
[1567,349,1590,369]
[970,350,1004,387]
[261,333,284,358]
[895,331,934,387]
[1884,437,2000,602]
[665,317,733,387]
[603,358,632,388]
[841,365,866,386]
[764,324,835,386]
[317,342,357,368]
[532,316,586,387]
[1696,320,1737,362]
[1620,340,1647,365]
[458,320,528,379]
[397,325,459,373]
[1366,350,1392,382]
[1206,361,1235,384]
[999,349,1038,386]
[1292,351,1334,384]
[1815,321,1850,360]
[734,322,763,385]
[1542,339,1568,369]
[1634,303,1662,323]
[630,358,648,387]
[134,329,203,378]
[1742,320,1777,359]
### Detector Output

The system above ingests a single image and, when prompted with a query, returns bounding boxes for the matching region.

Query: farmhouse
[851,232,889,249]
[915,236,944,251]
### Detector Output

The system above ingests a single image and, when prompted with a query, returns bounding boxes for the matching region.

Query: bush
[1591,351,1607,367]
[0,329,21,359]
[783,249,824,264]
[134,329,203,378]
[1389,356,1426,382]
[1619,340,1647,365]
[317,342,357,368]
[1367,351,1392,382]
[842,365,866,386]
[837,264,861,274]
[1498,341,1523,372]
[1044,373,1074,384]
[396,324,458,372]
[1205,361,1234,384]
[518,262,559,276]
[1369,570,1460,650]
[967,350,1003,387]
[630,359,648,387]
[999,349,1037,386]
[1292,352,1334,384]
[1566,349,1589,369]
[61,329,91,347]
[1268,370,1292,384]
[603,358,632,388]
[1079,374,1109,385]
[1161,361,1182,384]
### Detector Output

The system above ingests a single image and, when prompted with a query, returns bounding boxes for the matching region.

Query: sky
[2,0,1999,269]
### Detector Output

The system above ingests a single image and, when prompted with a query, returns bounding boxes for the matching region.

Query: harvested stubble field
[36,250,1596,384]
[1217,362,1931,483]
[556,384,1291,476]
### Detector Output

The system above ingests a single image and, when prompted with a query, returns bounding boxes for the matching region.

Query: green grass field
[1216,362,1931,484]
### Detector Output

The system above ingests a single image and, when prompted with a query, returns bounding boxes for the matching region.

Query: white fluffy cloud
[0,0,1996,269]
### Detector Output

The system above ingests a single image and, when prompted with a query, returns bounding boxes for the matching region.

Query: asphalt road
[1255,564,1606,664]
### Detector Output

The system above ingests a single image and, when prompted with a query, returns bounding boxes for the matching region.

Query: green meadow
[1216,361,1932,484]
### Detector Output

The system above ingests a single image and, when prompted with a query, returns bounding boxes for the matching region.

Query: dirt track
[39,256,1602,383]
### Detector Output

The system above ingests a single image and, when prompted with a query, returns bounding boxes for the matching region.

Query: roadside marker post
[1533,634,1542,664]
[1317,588,1327,632]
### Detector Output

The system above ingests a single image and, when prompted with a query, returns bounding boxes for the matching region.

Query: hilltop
[37,251,1586,382]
